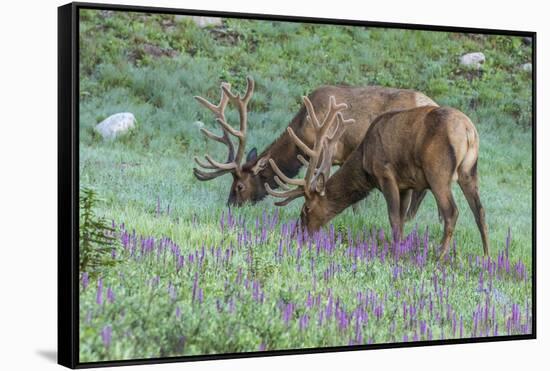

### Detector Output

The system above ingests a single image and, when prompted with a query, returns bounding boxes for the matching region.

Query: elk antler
[193,76,255,181]
[264,95,355,206]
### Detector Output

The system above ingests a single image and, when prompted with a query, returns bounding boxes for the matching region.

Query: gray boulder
[521,63,532,72]
[95,112,135,140]
[459,52,486,69]
[175,15,222,28]
[192,16,222,28]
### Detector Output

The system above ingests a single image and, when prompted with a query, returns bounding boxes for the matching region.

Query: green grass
[78,9,533,362]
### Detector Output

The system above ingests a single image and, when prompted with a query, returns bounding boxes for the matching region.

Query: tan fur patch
[415,94,439,108]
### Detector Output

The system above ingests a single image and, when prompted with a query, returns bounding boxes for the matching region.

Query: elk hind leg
[405,189,426,221]
[424,136,459,262]
[400,189,413,225]
[424,152,459,262]
[430,185,459,262]
[458,165,489,257]
[406,189,443,222]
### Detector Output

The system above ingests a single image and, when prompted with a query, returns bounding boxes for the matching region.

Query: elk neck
[252,105,308,187]
[324,149,373,217]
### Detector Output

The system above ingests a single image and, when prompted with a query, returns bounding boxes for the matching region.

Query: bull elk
[193,76,438,220]
[267,103,489,261]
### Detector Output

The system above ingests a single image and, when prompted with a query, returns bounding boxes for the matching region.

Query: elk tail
[465,125,477,150]
[459,122,479,178]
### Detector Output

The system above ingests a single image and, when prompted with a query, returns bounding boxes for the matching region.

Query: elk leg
[405,190,426,221]
[430,186,459,263]
[406,190,444,222]
[400,189,413,224]
[380,177,403,241]
[458,174,490,257]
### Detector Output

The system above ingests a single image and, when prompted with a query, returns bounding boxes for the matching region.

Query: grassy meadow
[78,9,533,362]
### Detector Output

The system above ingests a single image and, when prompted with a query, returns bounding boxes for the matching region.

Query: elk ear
[315,173,326,196]
[246,147,258,163]
[251,156,269,175]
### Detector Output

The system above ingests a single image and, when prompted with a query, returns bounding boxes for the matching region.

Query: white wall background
[0,0,545,369]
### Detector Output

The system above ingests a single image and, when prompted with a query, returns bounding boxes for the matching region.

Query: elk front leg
[380,176,403,242]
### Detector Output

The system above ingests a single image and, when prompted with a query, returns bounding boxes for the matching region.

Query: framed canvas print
[58,2,536,368]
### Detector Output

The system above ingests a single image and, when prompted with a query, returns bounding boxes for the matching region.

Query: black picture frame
[58,2,537,368]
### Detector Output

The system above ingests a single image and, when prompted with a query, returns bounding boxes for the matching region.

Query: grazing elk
[193,77,438,219]
[267,103,489,261]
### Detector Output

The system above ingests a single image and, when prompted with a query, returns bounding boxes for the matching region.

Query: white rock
[521,63,532,72]
[193,16,222,28]
[459,52,486,69]
[95,112,135,140]
[193,121,205,129]
[175,15,222,28]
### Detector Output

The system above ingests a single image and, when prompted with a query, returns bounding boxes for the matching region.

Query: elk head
[193,77,259,205]
[265,95,355,233]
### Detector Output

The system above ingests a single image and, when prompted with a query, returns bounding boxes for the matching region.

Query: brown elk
[267,103,489,261]
[193,77,437,219]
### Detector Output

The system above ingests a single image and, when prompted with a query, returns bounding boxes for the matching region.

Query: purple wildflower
[82,272,89,290]
[299,314,309,331]
[168,282,177,301]
[107,287,115,303]
[96,278,103,305]
[101,325,112,348]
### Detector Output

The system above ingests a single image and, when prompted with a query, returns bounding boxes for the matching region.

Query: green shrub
[79,186,117,276]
